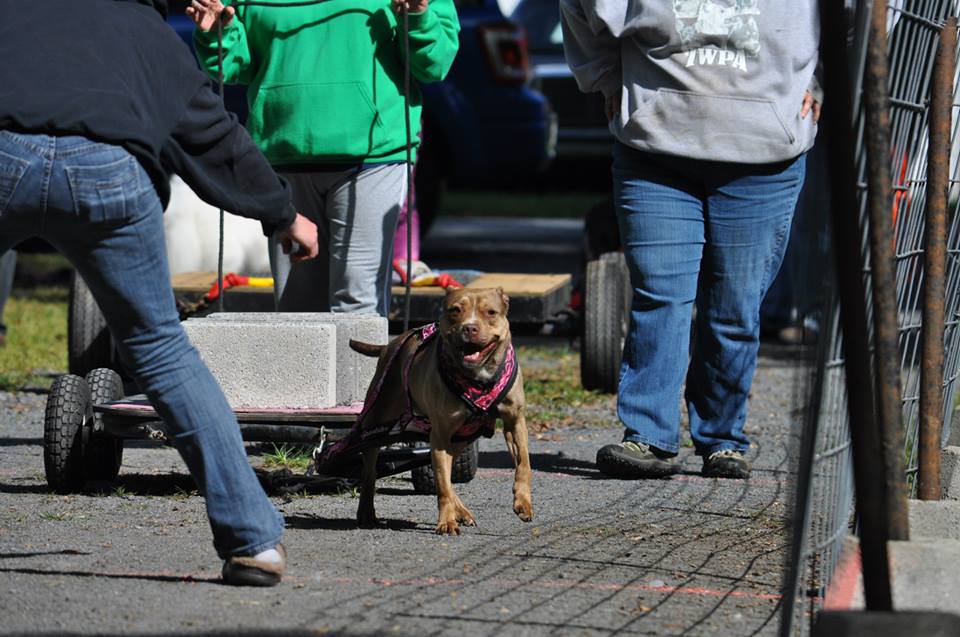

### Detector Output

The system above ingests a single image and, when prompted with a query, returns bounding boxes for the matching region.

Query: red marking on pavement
[327,574,780,601]
[822,543,861,610]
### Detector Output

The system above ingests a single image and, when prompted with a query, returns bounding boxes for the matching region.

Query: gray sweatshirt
[560,0,820,164]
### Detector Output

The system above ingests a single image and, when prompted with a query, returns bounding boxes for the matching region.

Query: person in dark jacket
[0,0,318,586]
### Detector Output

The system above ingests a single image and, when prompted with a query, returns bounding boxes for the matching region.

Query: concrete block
[183,319,336,409]
[943,446,960,501]
[888,539,960,614]
[203,313,387,405]
[813,611,960,637]
[908,499,960,540]
[947,408,960,447]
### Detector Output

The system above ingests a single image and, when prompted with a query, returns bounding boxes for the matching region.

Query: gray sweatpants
[269,163,406,316]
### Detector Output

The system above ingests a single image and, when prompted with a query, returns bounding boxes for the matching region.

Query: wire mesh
[782,1,960,633]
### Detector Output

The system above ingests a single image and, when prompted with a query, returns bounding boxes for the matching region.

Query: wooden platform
[171,271,571,324]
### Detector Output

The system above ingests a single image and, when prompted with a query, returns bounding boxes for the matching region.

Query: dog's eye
[448,306,462,316]
[485,309,498,318]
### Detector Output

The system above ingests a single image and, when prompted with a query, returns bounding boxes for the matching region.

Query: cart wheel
[44,374,92,494]
[68,271,113,376]
[410,439,480,495]
[85,368,124,482]
[580,252,630,394]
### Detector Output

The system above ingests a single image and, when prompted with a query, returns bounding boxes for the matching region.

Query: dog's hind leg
[431,431,476,535]
[357,446,380,527]
[500,387,534,522]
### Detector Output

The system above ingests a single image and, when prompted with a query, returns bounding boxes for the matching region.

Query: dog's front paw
[434,519,461,535]
[513,495,533,522]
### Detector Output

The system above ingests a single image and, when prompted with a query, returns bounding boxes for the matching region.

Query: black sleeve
[161,83,296,237]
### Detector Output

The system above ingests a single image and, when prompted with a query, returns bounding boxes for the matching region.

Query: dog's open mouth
[461,337,499,365]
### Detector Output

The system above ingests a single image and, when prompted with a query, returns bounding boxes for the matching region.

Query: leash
[402,4,413,332]
[210,0,415,325]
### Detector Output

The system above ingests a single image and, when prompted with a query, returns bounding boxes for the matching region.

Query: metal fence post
[918,17,956,501]
[863,0,912,542]
[820,0,896,612]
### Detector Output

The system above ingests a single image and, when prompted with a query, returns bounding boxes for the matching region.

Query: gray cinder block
[203,313,387,405]
[888,539,960,614]
[942,446,960,501]
[183,319,337,409]
[908,499,960,540]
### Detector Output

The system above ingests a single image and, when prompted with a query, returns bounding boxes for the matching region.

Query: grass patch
[515,343,612,430]
[261,443,313,472]
[0,285,68,391]
[39,511,70,521]
[440,189,605,219]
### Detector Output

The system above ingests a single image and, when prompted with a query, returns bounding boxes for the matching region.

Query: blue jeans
[0,131,283,558]
[613,143,806,456]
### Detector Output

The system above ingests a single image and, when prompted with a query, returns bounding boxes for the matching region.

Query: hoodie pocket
[251,82,383,161]
[624,89,796,160]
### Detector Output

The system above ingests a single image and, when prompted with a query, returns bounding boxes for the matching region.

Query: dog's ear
[498,287,510,314]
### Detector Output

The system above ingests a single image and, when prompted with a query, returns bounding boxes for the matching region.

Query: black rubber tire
[68,271,113,376]
[85,368,125,482]
[410,438,480,495]
[44,374,92,494]
[580,252,630,394]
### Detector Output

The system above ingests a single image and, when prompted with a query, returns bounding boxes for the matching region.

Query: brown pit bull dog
[347,287,533,535]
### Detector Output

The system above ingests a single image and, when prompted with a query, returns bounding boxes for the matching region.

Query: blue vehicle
[165,0,555,228]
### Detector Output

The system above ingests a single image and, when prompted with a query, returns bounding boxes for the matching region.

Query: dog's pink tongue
[463,340,496,364]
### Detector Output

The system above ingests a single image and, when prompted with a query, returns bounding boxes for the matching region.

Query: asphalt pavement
[0,339,808,636]
[0,216,810,635]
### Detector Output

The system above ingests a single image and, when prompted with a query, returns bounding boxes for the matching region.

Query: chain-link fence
[781,1,960,634]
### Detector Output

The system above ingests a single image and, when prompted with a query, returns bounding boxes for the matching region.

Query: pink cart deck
[96,396,363,423]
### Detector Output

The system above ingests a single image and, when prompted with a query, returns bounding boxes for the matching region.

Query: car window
[511,0,563,54]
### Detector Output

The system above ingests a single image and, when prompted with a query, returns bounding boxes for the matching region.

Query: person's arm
[392,0,460,83]
[559,0,621,99]
[161,82,295,237]
[189,0,257,85]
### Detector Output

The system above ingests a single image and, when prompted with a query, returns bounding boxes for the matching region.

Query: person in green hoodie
[188,0,459,316]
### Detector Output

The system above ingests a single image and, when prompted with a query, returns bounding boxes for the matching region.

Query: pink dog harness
[315,322,518,471]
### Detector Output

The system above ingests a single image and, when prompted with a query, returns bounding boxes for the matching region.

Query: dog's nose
[461,323,479,339]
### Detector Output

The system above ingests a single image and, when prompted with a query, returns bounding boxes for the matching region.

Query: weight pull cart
[52,269,568,493]
[43,366,480,495]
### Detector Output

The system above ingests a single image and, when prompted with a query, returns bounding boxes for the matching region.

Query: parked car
[510,0,611,160]
[165,0,556,230]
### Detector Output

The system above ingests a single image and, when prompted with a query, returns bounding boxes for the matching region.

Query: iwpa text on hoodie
[560,0,819,164]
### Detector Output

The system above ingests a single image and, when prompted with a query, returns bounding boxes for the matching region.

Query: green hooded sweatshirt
[193,0,459,167]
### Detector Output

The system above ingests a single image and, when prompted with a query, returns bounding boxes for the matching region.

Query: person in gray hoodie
[561,0,820,479]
